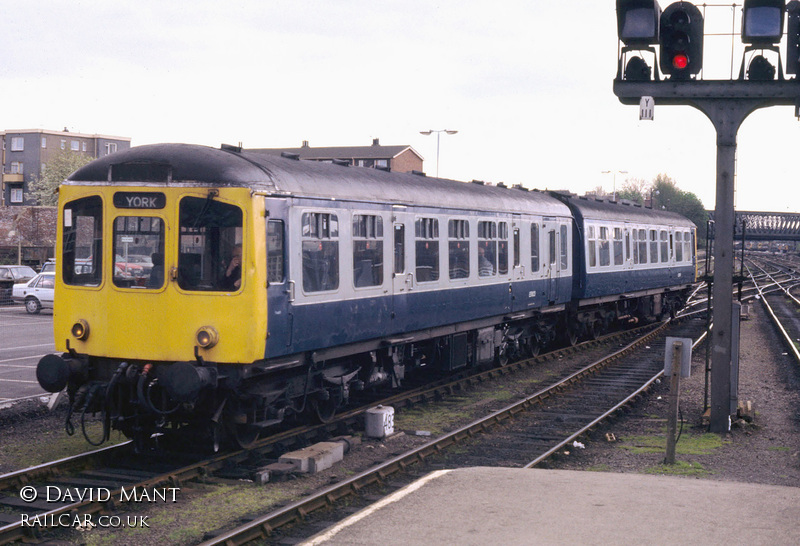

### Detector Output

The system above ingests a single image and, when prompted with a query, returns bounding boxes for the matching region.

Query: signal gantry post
[614,0,800,433]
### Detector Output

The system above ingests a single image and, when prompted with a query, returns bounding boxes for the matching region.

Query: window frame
[301,211,340,293]
[267,219,285,285]
[415,217,440,283]
[352,213,384,289]
[112,215,165,289]
[447,218,470,280]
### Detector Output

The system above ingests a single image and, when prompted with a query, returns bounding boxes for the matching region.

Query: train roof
[67,143,571,217]
[551,191,696,229]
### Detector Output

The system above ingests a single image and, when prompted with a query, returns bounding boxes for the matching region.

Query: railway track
[0,322,658,545]
[746,258,800,367]
[198,316,706,545]
[7,256,795,544]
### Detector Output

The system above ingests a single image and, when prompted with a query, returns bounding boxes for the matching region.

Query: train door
[391,210,414,328]
[265,201,292,353]
[624,224,633,270]
[667,225,676,281]
[512,217,525,281]
[543,219,558,304]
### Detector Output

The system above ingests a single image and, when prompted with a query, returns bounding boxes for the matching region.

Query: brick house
[250,138,424,173]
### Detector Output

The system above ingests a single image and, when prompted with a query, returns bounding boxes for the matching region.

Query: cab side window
[178,197,243,292]
[267,220,285,284]
[63,196,103,287]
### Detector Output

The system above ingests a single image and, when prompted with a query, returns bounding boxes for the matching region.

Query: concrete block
[264,462,297,476]
[252,467,270,484]
[331,435,361,453]
[279,442,344,473]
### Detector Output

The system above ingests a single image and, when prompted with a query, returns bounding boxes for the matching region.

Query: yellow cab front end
[40,183,268,446]
[54,184,267,362]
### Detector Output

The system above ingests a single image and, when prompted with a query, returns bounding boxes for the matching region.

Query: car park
[12,272,55,314]
[0,265,38,305]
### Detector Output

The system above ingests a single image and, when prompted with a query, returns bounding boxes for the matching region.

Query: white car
[13,272,55,314]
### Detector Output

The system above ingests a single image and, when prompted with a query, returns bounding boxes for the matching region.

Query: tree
[27,150,93,206]
[616,177,649,204]
[651,174,709,241]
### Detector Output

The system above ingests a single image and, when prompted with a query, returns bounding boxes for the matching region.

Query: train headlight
[71,320,90,341]
[195,326,219,349]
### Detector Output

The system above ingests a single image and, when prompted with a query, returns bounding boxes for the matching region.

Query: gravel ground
[2,306,799,545]
[548,302,800,485]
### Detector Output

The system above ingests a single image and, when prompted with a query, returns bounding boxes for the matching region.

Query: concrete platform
[303,467,800,545]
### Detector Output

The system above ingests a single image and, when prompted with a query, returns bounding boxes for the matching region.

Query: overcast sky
[2,1,798,212]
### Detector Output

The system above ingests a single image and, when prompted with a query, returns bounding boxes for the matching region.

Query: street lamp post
[601,170,628,201]
[420,129,458,178]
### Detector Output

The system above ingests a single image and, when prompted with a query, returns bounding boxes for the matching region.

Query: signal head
[617,0,662,46]
[659,2,704,79]
[742,0,786,44]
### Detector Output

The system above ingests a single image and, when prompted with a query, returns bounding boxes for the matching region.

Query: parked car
[12,272,55,314]
[40,260,56,274]
[0,265,38,305]
[115,254,153,277]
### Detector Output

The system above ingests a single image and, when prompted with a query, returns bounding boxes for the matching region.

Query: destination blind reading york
[113,192,166,209]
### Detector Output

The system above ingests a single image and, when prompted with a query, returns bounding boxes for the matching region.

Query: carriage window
[625,230,631,261]
[531,223,540,272]
[613,227,623,266]
[415,217,439,282]
[586,225,596,268]
[560,224,568,270]
[598,227,610,267]
[394,224,405,274]
[478,221,497,277]
[660,230,669,263]
[63,196,103,286]
[675,231,683,262]
[632,229,639,264]
[498,222,509,275]
[353,214,383,288]
[650,229,659,263]
[684,231,692,261]
[178,197,243,292]
[302,212,339,292]
[639,229,648,264]
[549,230,557,265]
[513,227,520,267]
[113,216,165,288]
[267,220,285,284]
[448,219,470,280]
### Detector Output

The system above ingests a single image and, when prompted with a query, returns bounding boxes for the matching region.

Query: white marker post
[664,337,692,464]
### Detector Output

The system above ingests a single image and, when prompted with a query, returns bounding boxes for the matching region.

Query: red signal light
[672,53,689,70]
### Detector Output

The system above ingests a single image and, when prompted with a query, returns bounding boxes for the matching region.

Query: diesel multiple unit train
[36,143,696,449]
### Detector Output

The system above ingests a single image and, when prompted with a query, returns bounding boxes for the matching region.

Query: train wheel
[312,398,337,423]
[223,405,260,449]
[496,342,510,366]
[567,328,579,346]
[228,422,260,450]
